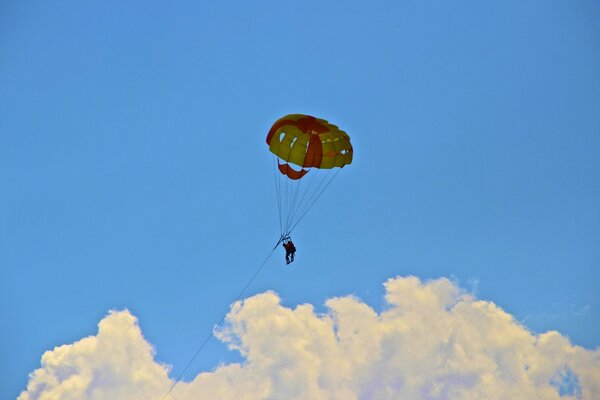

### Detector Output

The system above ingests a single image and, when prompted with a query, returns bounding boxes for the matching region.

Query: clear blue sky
[1,1,599,398]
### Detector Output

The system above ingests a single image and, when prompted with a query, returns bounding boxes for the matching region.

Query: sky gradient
[1,1,599,399]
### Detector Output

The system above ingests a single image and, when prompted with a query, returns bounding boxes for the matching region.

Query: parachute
[266,114,353,239]
[160,114,353,400]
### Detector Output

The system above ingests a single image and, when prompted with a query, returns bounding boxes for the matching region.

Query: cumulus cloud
[20,276,600,400]
[19,311,170,400]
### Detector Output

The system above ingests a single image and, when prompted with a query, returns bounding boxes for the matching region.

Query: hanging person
[287,239,296,263]
[283,238,297,264]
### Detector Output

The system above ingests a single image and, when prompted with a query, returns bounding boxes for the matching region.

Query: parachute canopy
[266,114,353,238]
[266,114,353,180]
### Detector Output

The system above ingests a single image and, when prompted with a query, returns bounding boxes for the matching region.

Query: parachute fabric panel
[266,114,353,174]
[278,162,308,180]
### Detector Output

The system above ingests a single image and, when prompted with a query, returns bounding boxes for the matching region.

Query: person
[282,238,297,264]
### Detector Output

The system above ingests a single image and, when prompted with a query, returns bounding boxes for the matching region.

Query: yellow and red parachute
[266,114,353,180]
[266,114,353,237]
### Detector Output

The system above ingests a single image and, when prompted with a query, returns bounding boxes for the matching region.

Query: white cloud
[20,276,600,400]
[18,311,170,400]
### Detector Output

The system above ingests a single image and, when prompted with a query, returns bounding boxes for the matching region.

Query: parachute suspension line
[290,177,304,232]
[287,169,332,232]
[288,168,341,235]
[284,168,324,233]
[160,246,278,400]
[272,157,283,235]
[278,161,287,233]
[284,175,303,234]
[284,168,294,234]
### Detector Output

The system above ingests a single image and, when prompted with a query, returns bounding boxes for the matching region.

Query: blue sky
[1,1,599,399]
